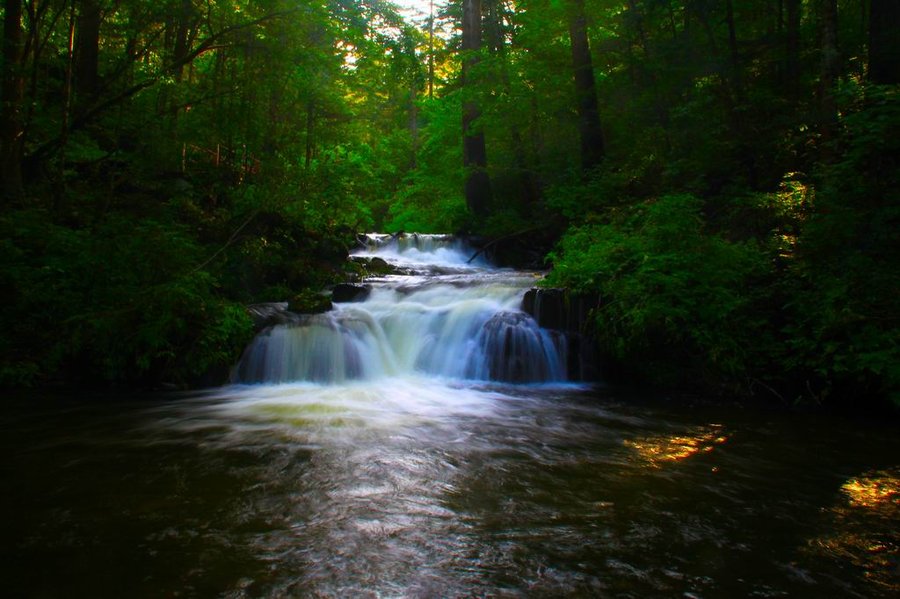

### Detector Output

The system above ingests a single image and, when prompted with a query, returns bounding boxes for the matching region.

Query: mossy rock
[342,259,367,282]
[288,289,333,314]
[349,256,395,276]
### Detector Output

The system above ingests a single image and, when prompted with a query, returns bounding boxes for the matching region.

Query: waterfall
[233,234,567,385]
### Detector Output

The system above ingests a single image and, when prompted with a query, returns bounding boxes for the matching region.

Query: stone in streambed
[332,283,371,303]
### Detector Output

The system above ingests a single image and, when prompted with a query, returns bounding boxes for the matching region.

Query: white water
[233,234,567,385]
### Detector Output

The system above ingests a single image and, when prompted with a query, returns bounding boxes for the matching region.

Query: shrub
[546,194,773,390]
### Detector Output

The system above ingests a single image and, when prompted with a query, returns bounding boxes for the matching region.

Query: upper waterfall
[233,234,566,385]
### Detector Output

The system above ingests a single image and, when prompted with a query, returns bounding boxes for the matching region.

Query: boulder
[522,288,600,333]
[350,255,396,276]
[521,288,602,382]
[246,302,299,330]
[332,283,371,303]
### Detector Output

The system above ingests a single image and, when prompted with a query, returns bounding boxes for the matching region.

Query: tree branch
[26,8,298,165]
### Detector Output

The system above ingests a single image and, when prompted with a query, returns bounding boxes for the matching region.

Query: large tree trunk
[1,0,25,201]
[461,0,492,217]
[172,0,194,83]
[869,0,900,84]
[75,0,101,98]
[567,0,604,172]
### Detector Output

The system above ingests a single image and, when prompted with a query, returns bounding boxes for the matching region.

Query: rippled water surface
[2,384,898,598]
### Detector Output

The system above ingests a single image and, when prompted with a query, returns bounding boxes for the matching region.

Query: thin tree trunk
[819,0,839,150]
[75,0,101,99]
[725,0,743,100]
[24,0,66,151]
[869,0,900,84]
[59,0,77,193]
[567,0,604,172]
[410,83,418,169]
[784,0,801,96]
[486,0,538,206]
[1,0,25,201]
[667,3,678,42]
[461,0,491,217]
[428,0,434,99]
[305,101,315,169]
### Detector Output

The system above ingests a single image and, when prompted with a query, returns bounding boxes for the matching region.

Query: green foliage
[783,86,900,405]
[0,208,254,387]
[384,97,469,233]
[546,195,773,389]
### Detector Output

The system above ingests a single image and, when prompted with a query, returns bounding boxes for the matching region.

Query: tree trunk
[725,0,743,100]
[461,0,492,217]
[819,0,839,149]
[485,0,539,206]
[784,0,801,96]
[60,0,77,191]
[173,0,194,83]
[1,0,25,201]
[428,0,435,99]
[869,0,900,84]
[409,83,418,169]
[75,0,101,98]
[567,0,604,172]
[305,100,315,169]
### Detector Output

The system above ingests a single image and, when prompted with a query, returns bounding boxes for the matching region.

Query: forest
[1,0,897,409]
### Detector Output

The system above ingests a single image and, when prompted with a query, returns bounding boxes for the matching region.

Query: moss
[288,289,333,314]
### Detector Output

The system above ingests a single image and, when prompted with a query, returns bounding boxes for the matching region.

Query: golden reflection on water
[841,471,900,509]
[624,424,727,468]
[810,468,900,593]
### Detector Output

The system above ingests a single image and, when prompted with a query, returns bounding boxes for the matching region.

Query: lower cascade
[233,233,567,384]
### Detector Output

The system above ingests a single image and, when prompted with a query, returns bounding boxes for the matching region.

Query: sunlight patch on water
[623,424,728,468]
[807,467,900,593]
[841,470,900,509]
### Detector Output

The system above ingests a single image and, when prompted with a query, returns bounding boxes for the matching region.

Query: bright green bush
[546,194,773,389]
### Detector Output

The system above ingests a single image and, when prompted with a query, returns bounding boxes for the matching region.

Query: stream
[2,235,897,597]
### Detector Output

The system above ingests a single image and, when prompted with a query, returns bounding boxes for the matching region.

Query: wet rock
[522,288,600,333]
[246,302,299,330]
[366,256,394,275]
[474,312,567,383]
[521,288,602,382]
[349,255,399,277]
[342,258,367,282]
[332,283,371,303]
[522,288,567,331]
[288,290,333,314]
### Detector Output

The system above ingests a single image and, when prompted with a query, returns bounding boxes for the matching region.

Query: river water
[2,235,898,597]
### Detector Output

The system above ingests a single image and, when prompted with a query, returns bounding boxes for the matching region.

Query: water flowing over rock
[522,288,601,380]
[246,302,299,331]
[233,234,572,385]
[466,312,567,382]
